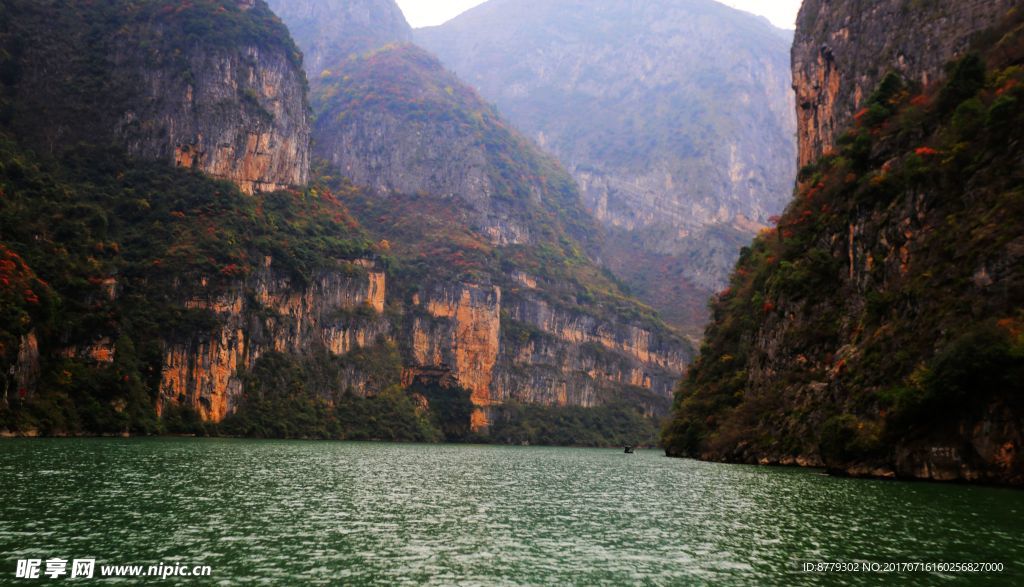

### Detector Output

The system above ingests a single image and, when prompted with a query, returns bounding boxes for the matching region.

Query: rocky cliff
[416,0,797,336]
[1,0,309,194]
[793,0,1019,167]
[160,260,389,421]
[663,6,1024,485]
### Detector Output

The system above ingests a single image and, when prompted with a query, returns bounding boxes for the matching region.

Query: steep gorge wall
[124,42,310,194]
[404,282,686,427]
[159,261,389,421]
[793,0,1018,167]
[2,0,310,194]
[665,4,1024,484]
[159,268,687,426]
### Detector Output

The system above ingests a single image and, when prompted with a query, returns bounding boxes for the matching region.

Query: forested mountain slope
[664,4,1024,485]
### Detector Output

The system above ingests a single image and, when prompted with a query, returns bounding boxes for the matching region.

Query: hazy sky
[396,0,803,29]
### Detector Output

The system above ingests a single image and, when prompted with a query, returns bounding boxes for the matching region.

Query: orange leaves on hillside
[0,245,45,305]
[915,146,940,157]
[996,79,1019,96]
[997,317,1024,339]
[219,263,245,278]
[909,94,930,107]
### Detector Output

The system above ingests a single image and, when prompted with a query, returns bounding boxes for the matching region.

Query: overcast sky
[396,0,803,30]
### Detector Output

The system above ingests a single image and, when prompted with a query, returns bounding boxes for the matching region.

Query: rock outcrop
[416,0,797,335]
[159,261,389,421]
[126,43,310,194]
[793,0,1018,167]
[2,0,310,194]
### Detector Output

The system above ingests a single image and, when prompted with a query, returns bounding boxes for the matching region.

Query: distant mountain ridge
[416,0,798,336]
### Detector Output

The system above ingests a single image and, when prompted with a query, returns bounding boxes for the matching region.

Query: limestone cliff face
[495,294,689,416]
[793,0,1017,167]
[409,284,502,428]
[265,0,412,74]
[13,332,39,400]
[403,283,687,427]
[3,0,310,194]
[158,265,687,427]
[122,43,310,194]
[159,261,388,421]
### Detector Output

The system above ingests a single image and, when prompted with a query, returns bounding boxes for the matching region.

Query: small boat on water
[624,446,635,454]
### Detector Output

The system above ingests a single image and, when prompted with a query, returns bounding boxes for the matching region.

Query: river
[1,439,1020,585]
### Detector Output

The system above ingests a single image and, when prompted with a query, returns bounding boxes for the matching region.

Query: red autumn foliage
[915,146,940,156]
[996,79,1019,96]
[219,263,245,278]
[1,245,46,307]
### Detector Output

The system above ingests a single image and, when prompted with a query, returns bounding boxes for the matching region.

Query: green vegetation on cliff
[663,16,1024,483]
[312,44,681,338]
[0,136,372,435]
[217,349,472,442]
[490,402,660,448]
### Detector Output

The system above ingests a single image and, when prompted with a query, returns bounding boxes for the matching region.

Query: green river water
[0,438,1021,585]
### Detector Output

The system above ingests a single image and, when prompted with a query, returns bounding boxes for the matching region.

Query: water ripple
[1,439,1021,585]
